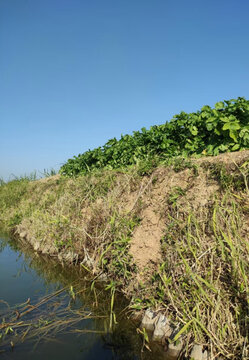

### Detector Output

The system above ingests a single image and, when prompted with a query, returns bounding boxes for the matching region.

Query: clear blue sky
[1,0,248,180]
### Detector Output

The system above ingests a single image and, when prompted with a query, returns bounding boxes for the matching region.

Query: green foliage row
[60,97,249,176]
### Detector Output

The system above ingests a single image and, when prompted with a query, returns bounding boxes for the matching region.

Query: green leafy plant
[60,97,249,176]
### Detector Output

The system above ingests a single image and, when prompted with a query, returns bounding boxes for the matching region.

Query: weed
[8,212,23,226]
[205,162,247,190]
[163,156,198,175]
[0,179,29,211]
[41,168,57,177]
[159,190,249,358]
[168,186,186,206]
[105,281,117,329]
[136,156,160,176]
[100,214,139,281]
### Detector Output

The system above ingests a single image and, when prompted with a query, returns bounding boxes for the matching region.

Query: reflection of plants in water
[101,330,139,360]
[0,236,8,254]
[0,286,107,353]
[0,241,6,255]
[0,239,147,359]
[0,282,143,359]
[100,321,165,360]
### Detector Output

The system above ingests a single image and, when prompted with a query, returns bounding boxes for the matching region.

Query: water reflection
[0,236,147,360]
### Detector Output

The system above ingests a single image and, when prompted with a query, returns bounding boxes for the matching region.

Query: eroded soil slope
[1,150,249,359]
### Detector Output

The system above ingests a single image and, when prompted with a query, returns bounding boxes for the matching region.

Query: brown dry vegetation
[1,151,249,359]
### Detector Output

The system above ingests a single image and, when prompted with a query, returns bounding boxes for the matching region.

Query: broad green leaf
[201,111,209,118]
[206,123,213,131]
[232,143,240,151]
[222,122,240,131]
[219,144,228,151]
[214,128,221,135]
[229,130,238,142]
[215,101,224,110]
[239,128,249,138]
[206,116,216,122]
[190,126,198,135]
[201,105,211,112]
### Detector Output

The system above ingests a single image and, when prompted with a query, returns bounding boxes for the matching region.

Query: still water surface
[0,235,152,360]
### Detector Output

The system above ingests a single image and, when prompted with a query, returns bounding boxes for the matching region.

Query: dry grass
[159,192,249,359]
[1,152,249,358]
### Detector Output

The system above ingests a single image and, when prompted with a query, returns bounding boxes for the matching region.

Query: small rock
[63,251,77,263]
[152,313,173,342]
[165,338,183,359]
[190,344,203,360]
[33,242,40,251]
[202,350,208,360]
[19,231,27,239]
[141,309,157,331]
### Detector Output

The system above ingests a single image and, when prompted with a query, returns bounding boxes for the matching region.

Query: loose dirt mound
[129,150,249,275]
[129,191,164,272]
[128,167,192,274]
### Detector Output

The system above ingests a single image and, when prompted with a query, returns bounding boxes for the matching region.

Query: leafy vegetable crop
[60,97,249,176]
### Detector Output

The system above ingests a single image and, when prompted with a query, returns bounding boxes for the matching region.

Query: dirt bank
[1,151,249,359]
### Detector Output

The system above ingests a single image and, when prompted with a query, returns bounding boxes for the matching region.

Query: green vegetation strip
[60,97,249,176]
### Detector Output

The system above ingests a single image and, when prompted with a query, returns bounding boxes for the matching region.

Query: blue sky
[1,0,248,180]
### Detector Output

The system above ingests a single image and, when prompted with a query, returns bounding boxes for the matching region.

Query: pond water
[0,235,166,360]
